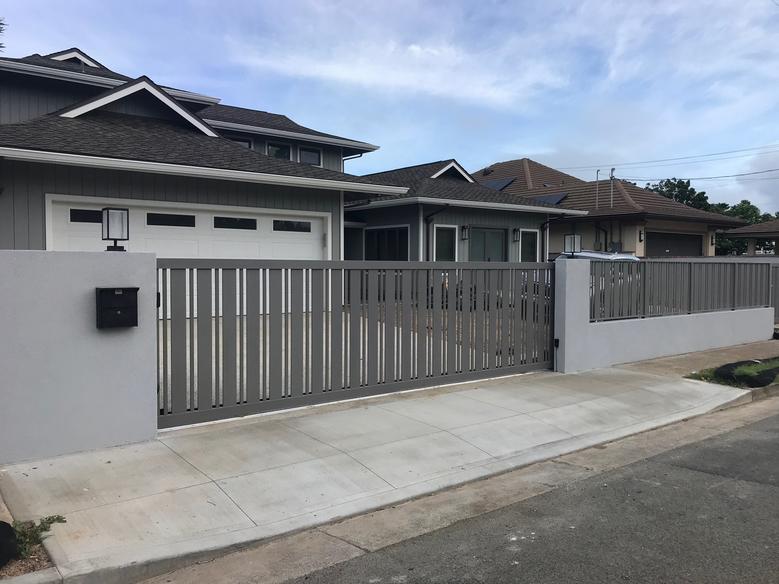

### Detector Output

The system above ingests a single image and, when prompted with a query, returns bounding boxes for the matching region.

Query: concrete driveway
[0,365,749,583]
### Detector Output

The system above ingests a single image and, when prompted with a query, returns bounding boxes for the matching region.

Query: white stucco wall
[0,251,157,464]
[554,258,775,373]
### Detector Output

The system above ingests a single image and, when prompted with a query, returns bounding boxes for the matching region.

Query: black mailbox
[96,287,139,329]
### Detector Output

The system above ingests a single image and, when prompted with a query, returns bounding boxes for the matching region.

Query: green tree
[647,178,712,210]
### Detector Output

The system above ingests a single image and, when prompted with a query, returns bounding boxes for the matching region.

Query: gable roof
[473,158,584,193]
[522,179,745,226]
[727,218,779,237]
[44,48,105,69]
[57,76,219,137]
[0,112,406,195]
[199,104,378,153]
[351,160,586,215]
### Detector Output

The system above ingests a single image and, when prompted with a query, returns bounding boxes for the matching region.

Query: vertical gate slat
[222,269,238,406]
[367,270,380,386]
[401,269,412,381]
[385,269,397,383]
[446,268,457,375]
[160,268,170,412]
[349,270,362,388]
[487,270,498,370]
[432,268,443,376]
[330,269,343,391]
[499,269,510,368]
[416,269,427,379]
[474,269,485,370]
[290,269,304,396]
[170,268,188,414]
[311,269,324,393]
[462,269,472,373]
[196,269,213,409]
[245,269,260,403]
[268,268,283,400]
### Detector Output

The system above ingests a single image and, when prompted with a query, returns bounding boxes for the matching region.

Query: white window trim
[58,78,219,137]
[433,224,458,261]
[363,224,411,261]
[430,161,474,182]
[298,145,323,168]
[44,193,333,259]
[228,136,253,149]
[266,141,293,161]
[518,228,541,262]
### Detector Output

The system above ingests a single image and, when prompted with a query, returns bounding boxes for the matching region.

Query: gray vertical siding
[0,160,342,254]
[0,73,102,124]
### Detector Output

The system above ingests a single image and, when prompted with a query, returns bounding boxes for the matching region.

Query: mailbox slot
[96,287,139,329]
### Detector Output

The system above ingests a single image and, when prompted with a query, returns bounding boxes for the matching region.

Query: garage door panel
[50,200,327,260]
[646,232,703,257]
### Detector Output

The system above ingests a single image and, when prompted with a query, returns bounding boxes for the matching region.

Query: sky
[2,0,778,212]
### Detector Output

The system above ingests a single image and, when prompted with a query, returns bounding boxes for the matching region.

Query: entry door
[470,228,507,261]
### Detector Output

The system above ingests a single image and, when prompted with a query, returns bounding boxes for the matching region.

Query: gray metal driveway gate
[157,260,554,428]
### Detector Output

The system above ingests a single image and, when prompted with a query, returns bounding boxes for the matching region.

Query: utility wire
[558,143,779,170]
[622,167,779,182]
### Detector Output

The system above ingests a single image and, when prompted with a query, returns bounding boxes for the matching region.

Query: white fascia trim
[49,50,101,68]
[59,80,220,137]
[204,119,379,152]
[0,60,221,104]
[350,197,588,216]
[0,147,410,196]
[430,161,474,182]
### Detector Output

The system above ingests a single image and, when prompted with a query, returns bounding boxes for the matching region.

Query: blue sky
[2,0,778,212]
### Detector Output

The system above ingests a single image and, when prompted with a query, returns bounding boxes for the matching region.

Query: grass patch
[687,356,779,388]
[13,515,66,559]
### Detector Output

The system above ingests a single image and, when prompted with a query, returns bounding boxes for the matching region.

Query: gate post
[553,258,590,373]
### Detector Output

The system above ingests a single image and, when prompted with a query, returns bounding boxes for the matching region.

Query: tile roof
[0,111,387,186]
[727,218,779,236]
[523,179,745,226]
[358,160,559,210]
[473,158,584,193]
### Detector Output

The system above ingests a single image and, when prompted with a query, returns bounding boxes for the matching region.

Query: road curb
[0,567,62,584]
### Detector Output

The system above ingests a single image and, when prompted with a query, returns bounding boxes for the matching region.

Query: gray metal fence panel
[157,260,554,428]
[590,260,772,322]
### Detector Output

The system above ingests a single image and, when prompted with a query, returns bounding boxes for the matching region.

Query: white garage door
[48,199,328,260]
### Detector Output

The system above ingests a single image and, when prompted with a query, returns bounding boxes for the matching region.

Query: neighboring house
[474,158,745,258]
[0,48,403,258]
[726,219,779,255]
[344,160,586,262]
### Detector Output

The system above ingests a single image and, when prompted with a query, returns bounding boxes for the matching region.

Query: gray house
[0,48,404,258]
[344,160,585,261]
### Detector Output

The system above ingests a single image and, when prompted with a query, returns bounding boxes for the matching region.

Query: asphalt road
[287,413,779,584]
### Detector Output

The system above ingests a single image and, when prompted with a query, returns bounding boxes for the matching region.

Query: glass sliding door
[434,225,457,261]
[364,226,409,260]
[520,229,540,262]
[469,228,507,262]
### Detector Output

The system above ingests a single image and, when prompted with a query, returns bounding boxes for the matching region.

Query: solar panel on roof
[533,193,567,205]
[481,177,516,191]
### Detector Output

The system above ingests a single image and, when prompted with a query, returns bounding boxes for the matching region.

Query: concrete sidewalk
[0,366,752,583]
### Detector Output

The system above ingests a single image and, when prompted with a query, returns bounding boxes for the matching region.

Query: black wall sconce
[461,225,470,240]
[638,229,644,243]
[102,207,129,251]
[710,233,716,246]
[512,228,521,243]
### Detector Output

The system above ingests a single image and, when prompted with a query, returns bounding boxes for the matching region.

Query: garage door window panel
[147,213,196,227]
[69,209,102,223]
[274,220,311,233]
[214,216,257,230]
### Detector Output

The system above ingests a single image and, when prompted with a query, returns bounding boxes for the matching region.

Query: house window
[520,230,540,262]
[365,226,409,261]
[434,226,457,261]
[267,142,291,160]
[228,137,253,149]
[147,212,196,227]
[214,216,257,230]
[273,220,311,233]
[299,147,322,166]
[469,228,507,262]
[69,209,102,223]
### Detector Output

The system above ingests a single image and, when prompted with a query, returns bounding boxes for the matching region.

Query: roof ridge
[521,158,533,189]
[615,180,644,212]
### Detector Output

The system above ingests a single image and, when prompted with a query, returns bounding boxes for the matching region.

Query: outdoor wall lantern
[563,233,582,257]
[710,233,716,246]
[638,229,644,243]
[461,225,470,240]
[512,228,521,243]
[102,207,129,251]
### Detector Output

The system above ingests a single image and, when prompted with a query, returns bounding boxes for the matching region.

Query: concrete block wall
[554,258,775,373]
[0,251,157,464]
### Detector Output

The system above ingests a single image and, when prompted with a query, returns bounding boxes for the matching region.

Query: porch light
[563,233,582,257]
[461,225,470,240]
[102,207,129,251]
[710,233,716,246]
[638,229,644,243]
[512,228,521,243]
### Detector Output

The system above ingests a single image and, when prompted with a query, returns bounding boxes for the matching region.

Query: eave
[348,196,588,216]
